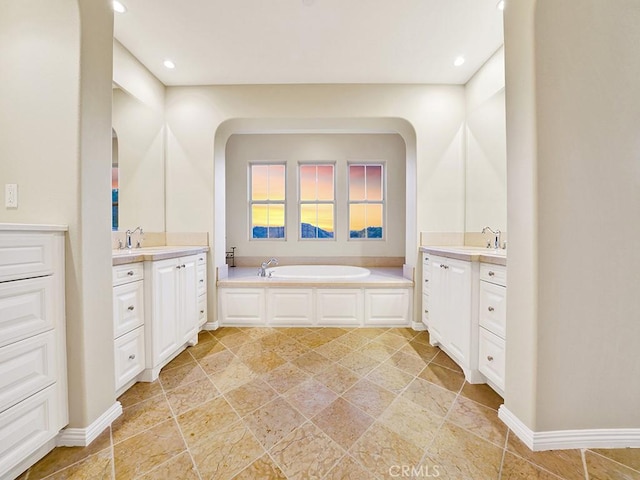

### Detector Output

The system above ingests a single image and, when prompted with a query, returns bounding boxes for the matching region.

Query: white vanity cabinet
[0,225,68,479]
[112,263,145,394]
[142,255,199,380]
[196,254,207,327]
[429,255,475,370]
[478,263,507,395]
[421,254,431,328]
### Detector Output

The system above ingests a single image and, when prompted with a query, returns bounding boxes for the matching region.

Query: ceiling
[113,0,504,86]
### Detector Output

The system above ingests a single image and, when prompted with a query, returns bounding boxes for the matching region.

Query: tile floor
[19,327,640,480]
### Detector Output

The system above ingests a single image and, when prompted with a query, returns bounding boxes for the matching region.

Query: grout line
[582,449,590,480]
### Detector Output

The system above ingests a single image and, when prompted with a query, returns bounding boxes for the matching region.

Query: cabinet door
[178,256,198,344]
[445,259,472,366]
[428,256,447,344]
[151,259,179,364]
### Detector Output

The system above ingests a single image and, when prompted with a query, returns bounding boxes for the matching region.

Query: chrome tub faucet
[258,258,278,277]
[482,226,502,249]
[125,226,143,249]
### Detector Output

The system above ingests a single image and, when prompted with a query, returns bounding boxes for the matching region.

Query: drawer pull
[127,305,135,311]
[181,264,186,268]
[128,354,136,360]
[199,257,203,261]
[127,270,134,276]
[488,271,495,276]
[424,309,428,314]
[424,279,429,283]
[199,279,204,283]
[487,355,494,362]
[200,310,205,314]
[488,306,495,312]
[176,265,181,269]
[440,264,449,269]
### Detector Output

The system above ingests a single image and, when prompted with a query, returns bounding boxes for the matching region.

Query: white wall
[505,0,640,435]
[225,133,406,260]
[465,47,507,234]
[0,0,116,428]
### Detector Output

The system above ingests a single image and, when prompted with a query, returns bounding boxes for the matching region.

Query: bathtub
[266,264,370,279]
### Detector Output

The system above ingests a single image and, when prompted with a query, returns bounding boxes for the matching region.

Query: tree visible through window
[250,164,285,239]
[299,164,334,239]
[349,164,384,239]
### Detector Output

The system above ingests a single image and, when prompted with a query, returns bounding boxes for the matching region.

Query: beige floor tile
[284,378,338,418]
[373,331,412,350]
[296,332,333,349]
[161,349,196,371]
[312,398,374,450]
[208,359,258,393]
[314,363,360,394]
[43,449,113,480]
[353,327,389,340]
[585,450,640,480]
[460,381,504,410]
[447,395,507,448]
[366,362,414,393]
[314,340,354,362]
[233,454,287,479]
[225,378,278,417]
[137,452,199,480]
[176,396,240,449]
[209,327,241,339]
[338,350,382,376]
[291,350,333,375]
[112,394,173,444]
[280,327,315,339]
[342,378,397,418]
[324,454,373,480]
[245,327,277,339]
[258,331,295,347]
[270,422,344,480]
[164,377,219,416]
[401,339,440,362]
[230,339,271,358]
[270,339,310,361]
[401,377,457,417]
[158,362,207,391]
[425,421,503,480]
[590,447,640,472]
[349,422,423,478]
[418,363,465,393]
[411,330,431,345]
[388,327,419,340]
[241,350,287,374]
[430,350,464,373]
[114,419,186,479]
[386,350,428,376]
[501,452,565,479]
[218,331,254,350]
[117,380,163,409]
[27,427,112,480]
[335,331,371,349]
[187,337,227,360]
[262,362,310,394]
[191,421,265,480]
[198,349,236,375]
[379,395,444,449]
[506,431,586,480]
[244,396,307,449]
[357,341,398,362]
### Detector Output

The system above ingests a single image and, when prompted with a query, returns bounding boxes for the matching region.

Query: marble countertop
[419,246,507,266]
[112,246,209,266]
[218,267,413,288]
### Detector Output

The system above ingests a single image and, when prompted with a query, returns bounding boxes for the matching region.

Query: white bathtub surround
[231,256,405,268]
[218,267,413,327]
[267,265,371,280]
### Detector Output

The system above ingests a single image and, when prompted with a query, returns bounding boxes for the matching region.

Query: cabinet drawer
[0,232,55,282]
[113,280,144,338]
[0,384,61,475]
[0,331,56,412]
[480,263,506,286]
[112,263,144,287]
[421,293,430,326]
[478,327,505,392]
[114,326,145,390]
[0,276,55,348]
[198,295,207,327]
[197,265,207,297]
[479,281,507,339]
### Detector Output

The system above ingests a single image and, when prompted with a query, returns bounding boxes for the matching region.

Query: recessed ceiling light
[454,56,465,67]
[163,59,176,69]
[112,1,126,13]
[496,0,505,10]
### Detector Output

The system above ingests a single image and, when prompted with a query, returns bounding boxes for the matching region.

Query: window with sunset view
[299,164,334,239]
[250,164,286,239]
[349,164,384,239]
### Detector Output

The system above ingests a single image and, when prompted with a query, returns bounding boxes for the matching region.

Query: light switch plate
[5,184,18,208]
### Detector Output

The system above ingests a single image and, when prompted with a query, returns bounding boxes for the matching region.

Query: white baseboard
[56,402,123,447]
[411,321,427,331]
[499,405,640,451]
[203,321,219,331]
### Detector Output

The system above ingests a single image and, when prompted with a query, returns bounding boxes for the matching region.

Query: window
[349,164,384,239]
[250,164,286,239]
[299,164,335,239]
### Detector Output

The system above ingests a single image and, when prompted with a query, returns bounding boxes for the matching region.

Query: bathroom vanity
[420,246,507,396]
[112,246,208,395]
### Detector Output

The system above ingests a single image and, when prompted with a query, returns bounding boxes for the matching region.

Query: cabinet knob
[176,265,181,269]
[199,257,203,261]
[424,309,428,314]
[487,355,494,362]
[128,354,136,360]
[424,279,429,283]
[488,271,495,276]
[127,271,134,276]
[199,279,204,283]
[488,306,495,312]
[127,305,135,311]
[200,310,205,314]
[181,264,186,268]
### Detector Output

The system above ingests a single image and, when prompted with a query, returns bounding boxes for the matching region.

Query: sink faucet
[258,258,278,277]
[125,226,143,249]
[482,226,502,249]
